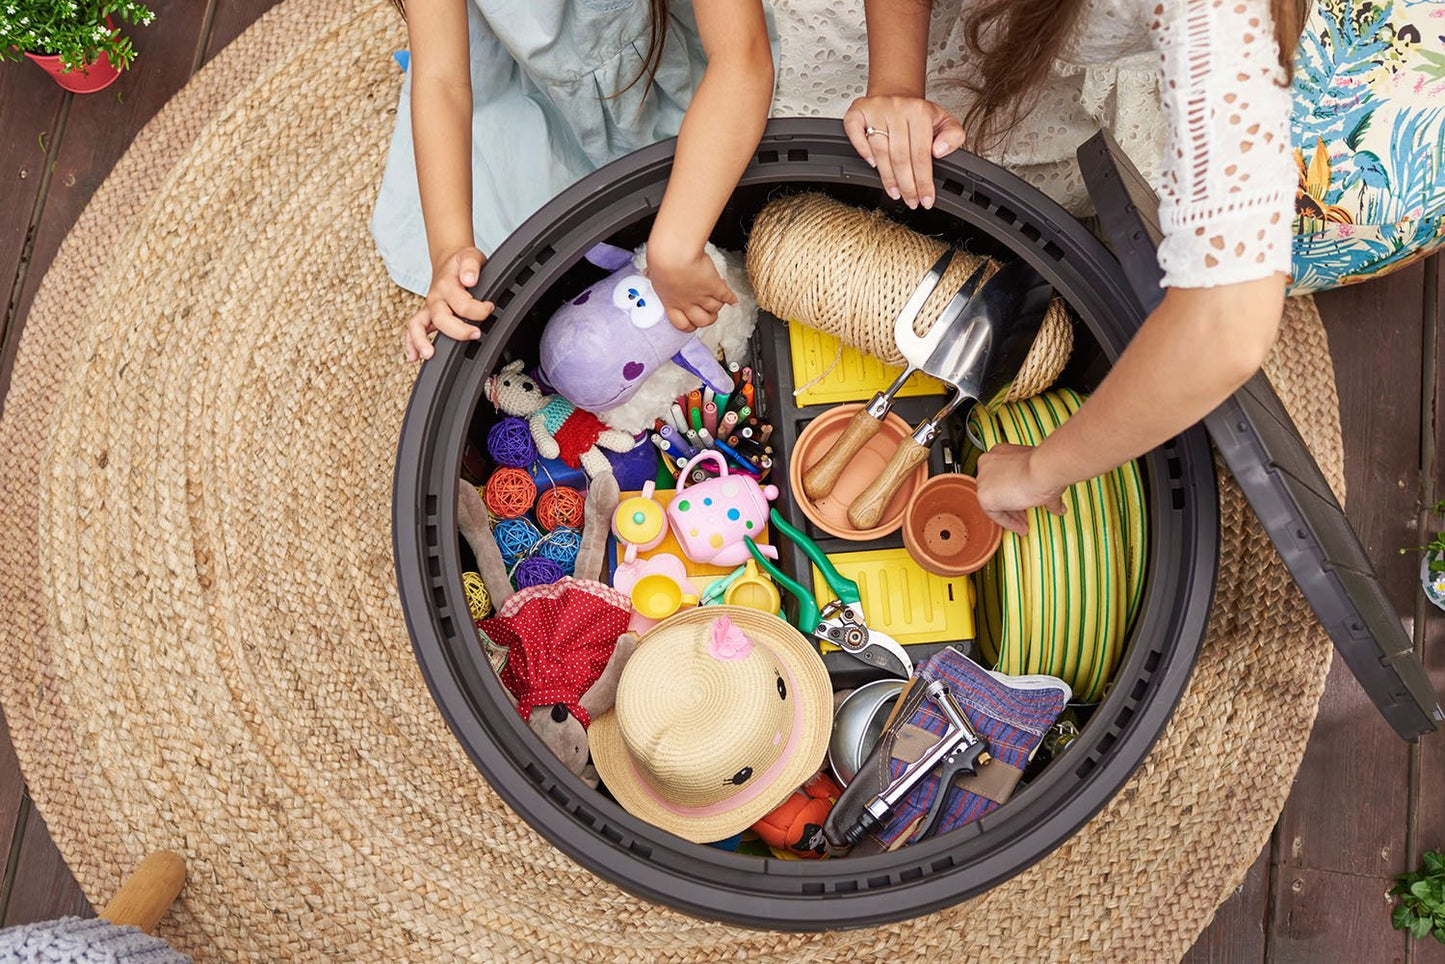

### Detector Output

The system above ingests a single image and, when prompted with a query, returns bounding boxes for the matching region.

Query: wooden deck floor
[1,2,1442,958]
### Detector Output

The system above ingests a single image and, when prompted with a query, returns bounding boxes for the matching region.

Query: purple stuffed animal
[539,244,734,413]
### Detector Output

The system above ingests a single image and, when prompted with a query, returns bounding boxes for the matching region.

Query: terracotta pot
[788,403,927,540]
[902,473,1002,576]
[25,19,123,94]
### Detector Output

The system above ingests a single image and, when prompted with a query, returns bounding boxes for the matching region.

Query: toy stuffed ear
[578,632,637,722]
[574,473,620,581]
[457,480,514,610]
[583,243,635,272]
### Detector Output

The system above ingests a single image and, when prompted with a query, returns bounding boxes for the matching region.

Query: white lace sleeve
[1149,0,1295,288]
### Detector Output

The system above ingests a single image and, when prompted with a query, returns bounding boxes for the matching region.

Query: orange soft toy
[751,771,842,859]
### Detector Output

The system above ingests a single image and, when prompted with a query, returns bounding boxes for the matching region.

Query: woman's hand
[647,248,738,332]
[975,442,1067,536]
[404,244,493,362]
[844,95,966,210]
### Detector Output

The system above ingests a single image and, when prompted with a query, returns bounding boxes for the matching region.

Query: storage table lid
[1077,131,1443,741]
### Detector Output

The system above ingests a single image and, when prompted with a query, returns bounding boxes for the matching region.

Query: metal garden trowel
[847,259,1055,531]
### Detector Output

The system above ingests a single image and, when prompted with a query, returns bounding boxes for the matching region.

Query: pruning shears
[744,509,912,678]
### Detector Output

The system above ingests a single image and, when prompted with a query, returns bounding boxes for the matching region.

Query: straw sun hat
[590,606,833,843]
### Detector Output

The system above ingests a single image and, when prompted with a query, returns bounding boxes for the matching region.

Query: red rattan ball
[484,467,537,520]
[536,486,585,531]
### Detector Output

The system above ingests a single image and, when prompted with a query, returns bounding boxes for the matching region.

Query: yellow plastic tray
[787,321,946,407]
[811,548,975,649]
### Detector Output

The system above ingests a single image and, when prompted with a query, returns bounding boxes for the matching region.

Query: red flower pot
[25,48,121,93]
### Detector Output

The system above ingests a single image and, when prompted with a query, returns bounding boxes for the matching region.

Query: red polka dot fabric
[483,577,632,728]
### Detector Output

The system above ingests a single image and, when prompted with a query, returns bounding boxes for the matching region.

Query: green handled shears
[744,509,912,678]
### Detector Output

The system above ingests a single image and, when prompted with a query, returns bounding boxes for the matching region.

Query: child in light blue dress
[373,0,778,361]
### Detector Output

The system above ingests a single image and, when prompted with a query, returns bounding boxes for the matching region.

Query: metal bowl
[828,679,907,786]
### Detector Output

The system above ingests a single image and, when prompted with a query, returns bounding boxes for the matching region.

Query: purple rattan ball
[513,556,564,589]
[486,417,537,469]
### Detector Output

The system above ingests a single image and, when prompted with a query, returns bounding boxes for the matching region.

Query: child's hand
[844,95,965,211]
[647,249,739,332]
[404,244,494,362]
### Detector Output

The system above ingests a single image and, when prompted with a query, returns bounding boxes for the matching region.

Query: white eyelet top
[768,0,1297,290]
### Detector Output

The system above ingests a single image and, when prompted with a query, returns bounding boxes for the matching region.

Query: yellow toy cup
[631,573,699,621]
[724,560,782,614]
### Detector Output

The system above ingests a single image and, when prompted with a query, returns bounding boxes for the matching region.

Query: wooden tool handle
[101,851,186,933]
[803,408,885,500]
[848,436,931,530]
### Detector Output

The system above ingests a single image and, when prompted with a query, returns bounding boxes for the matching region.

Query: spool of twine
[746,193,1073,402]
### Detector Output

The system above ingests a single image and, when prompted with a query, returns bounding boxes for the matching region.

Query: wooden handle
[848,436,931,530]
[803,408,885,500]
[101,851,186,933]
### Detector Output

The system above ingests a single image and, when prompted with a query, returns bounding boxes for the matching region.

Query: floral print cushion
[1290,0,1445,294]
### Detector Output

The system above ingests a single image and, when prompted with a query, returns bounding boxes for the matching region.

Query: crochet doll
[485,360,636,479]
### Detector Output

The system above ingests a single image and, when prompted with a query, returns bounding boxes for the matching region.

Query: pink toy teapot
[667,452,780,568]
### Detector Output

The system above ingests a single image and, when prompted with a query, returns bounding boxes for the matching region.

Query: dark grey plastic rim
[393,118,1220,929]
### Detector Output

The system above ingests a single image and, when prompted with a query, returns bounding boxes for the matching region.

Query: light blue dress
[372,0,779,296]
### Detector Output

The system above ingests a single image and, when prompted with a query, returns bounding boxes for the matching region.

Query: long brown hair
[388,0,672,98]
[958,0,1305,151]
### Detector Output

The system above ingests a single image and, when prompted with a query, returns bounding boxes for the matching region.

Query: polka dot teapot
[667,452,780,568]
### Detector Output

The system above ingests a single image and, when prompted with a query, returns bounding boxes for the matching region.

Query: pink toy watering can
[667,452,780,568]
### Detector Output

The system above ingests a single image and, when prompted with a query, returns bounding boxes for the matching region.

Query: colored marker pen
[687,389,704,430]
[669,402,689,435]
[719,410,739,437]
[697,427,716,448]
[713,437,761,474]
[659,423,700,461]
[702,400,718,436]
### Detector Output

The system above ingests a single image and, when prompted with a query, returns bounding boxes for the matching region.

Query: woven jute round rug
[0,1,1341,959]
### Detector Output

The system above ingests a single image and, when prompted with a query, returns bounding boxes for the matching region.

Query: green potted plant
[1401,498,1445,612]
[1391,850,1445,943]
[2,0,155,93]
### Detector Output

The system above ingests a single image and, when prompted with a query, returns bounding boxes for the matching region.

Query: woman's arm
[647,0,774,331]
[977,277,1285,533]
[978,0,1296,531]
[843,0,964,209]
[402,0,492,361]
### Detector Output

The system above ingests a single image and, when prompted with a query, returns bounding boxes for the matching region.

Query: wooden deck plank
[1180,846,1269,964]
[0,710,29,917]
[0,71,68,414]
[0,796,92,926]
[1269,866,1406,964]
[1270,269,1425,898]
[3,0,213,367]
[1409,253,1445,964]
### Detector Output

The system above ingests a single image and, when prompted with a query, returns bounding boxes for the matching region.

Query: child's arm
[403,0,492,361]
[646,0,775,332]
